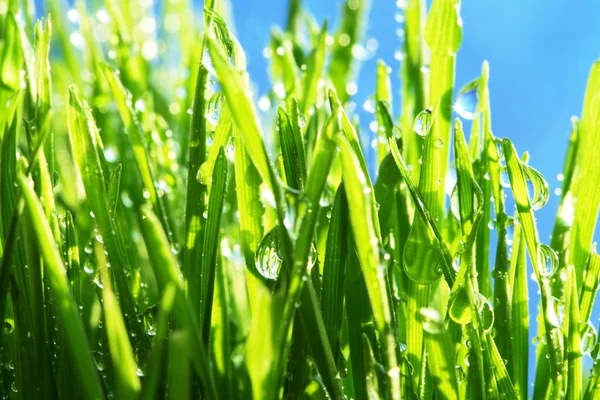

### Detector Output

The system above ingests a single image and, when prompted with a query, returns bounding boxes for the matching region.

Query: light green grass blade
[424,0,462,220]
[98,250,141,399]
[509,223,529,400]
[102,65,174,239]
[140,285,176,400]
[564,266,582,400]
[300,22,327,116]
[421,308,458,400]
[401,0,428,178]
[569,61,600,285]
[328,0,368,103]
[67,86,147,345]
[579,252,600,323]
[336,133,400,399]
[502,138,565,388]
[168,331,191,399]
[17,174,103,399]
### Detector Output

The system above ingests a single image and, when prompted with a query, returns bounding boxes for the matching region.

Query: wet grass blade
[321,185,348,365]
[569,61,600,285]
[336,133,400,399]
[502,138,565,389]
[509,223,529,399]
[328,0,367,103]
[168,331,191,399]
[565,266,582,400]
[138,205,219,399]
[421,308,458,400]
[579,252,600,323]
[98,249,141,399]
[200,147,228,340]
[17,174,103,399]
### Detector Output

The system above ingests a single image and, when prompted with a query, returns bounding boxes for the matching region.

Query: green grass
[0,0,599,398]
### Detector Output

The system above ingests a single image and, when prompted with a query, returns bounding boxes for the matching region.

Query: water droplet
[487,220,496,230]
[255,227,283,280]
[433,138,444,149]
[539,244,558,278]
[477,294,494,333]
[403,217,444,284]
[454,78,480,120]
[3,319,14,335]
[523,164,549,211]
[413,108,433,137]
[197,162,211,185]
[580,322,597,356]
[142,306,158,337]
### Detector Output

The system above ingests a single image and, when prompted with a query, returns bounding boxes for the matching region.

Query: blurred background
[229,0,600,391]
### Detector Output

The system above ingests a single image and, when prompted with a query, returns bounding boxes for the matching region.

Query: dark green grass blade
[321,185,348,366]
[18,174,103,399]
[138,205,218,399]
[345,237,378,400]
[579,252,600,323]
[200,147,228,341]
[140,285,176,400]
[183,63,209,311]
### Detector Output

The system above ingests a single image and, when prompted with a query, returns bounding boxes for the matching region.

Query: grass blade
[18,174,103,399]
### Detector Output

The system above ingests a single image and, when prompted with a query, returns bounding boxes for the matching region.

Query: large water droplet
[477,294,494,333]
[413,108,434,137]
[197,162,211,185]
[403,217,444,284]
[580,322,597,356]
[454,78,480,120]
[523,164,550,211]
[539,244,558,278]
[255,227,283,280]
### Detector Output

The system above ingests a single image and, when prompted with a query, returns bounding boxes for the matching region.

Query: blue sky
[229,0,600,389]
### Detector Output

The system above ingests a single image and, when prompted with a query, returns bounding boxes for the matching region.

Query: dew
[539,244,559,278]
[433,138,444,149]
[487,220,496,230]
[420,64,430,74]
[142,189,151,199]
[413,108,433,137]
[93,351,106,371]
[298,113,307,128]
[197,162,211,185]
[3,319,14,335]
[477,294,494,333]
[419,308,444,334]
[403,217,443,284]
[142,306,158,337]
[454,78,480,120]
[580,322,597,356]
[523,164,550,210]
[254,227,283,280]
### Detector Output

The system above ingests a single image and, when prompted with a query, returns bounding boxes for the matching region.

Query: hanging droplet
[523,164,550,211]
[477,294,494,333]
[413,108,434,137]
[197,162,211,185]
[255,227,283,280]
[454,78,480,120]
[580,322,597,356]
[539,244,558,278]
[403,217,444,284]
